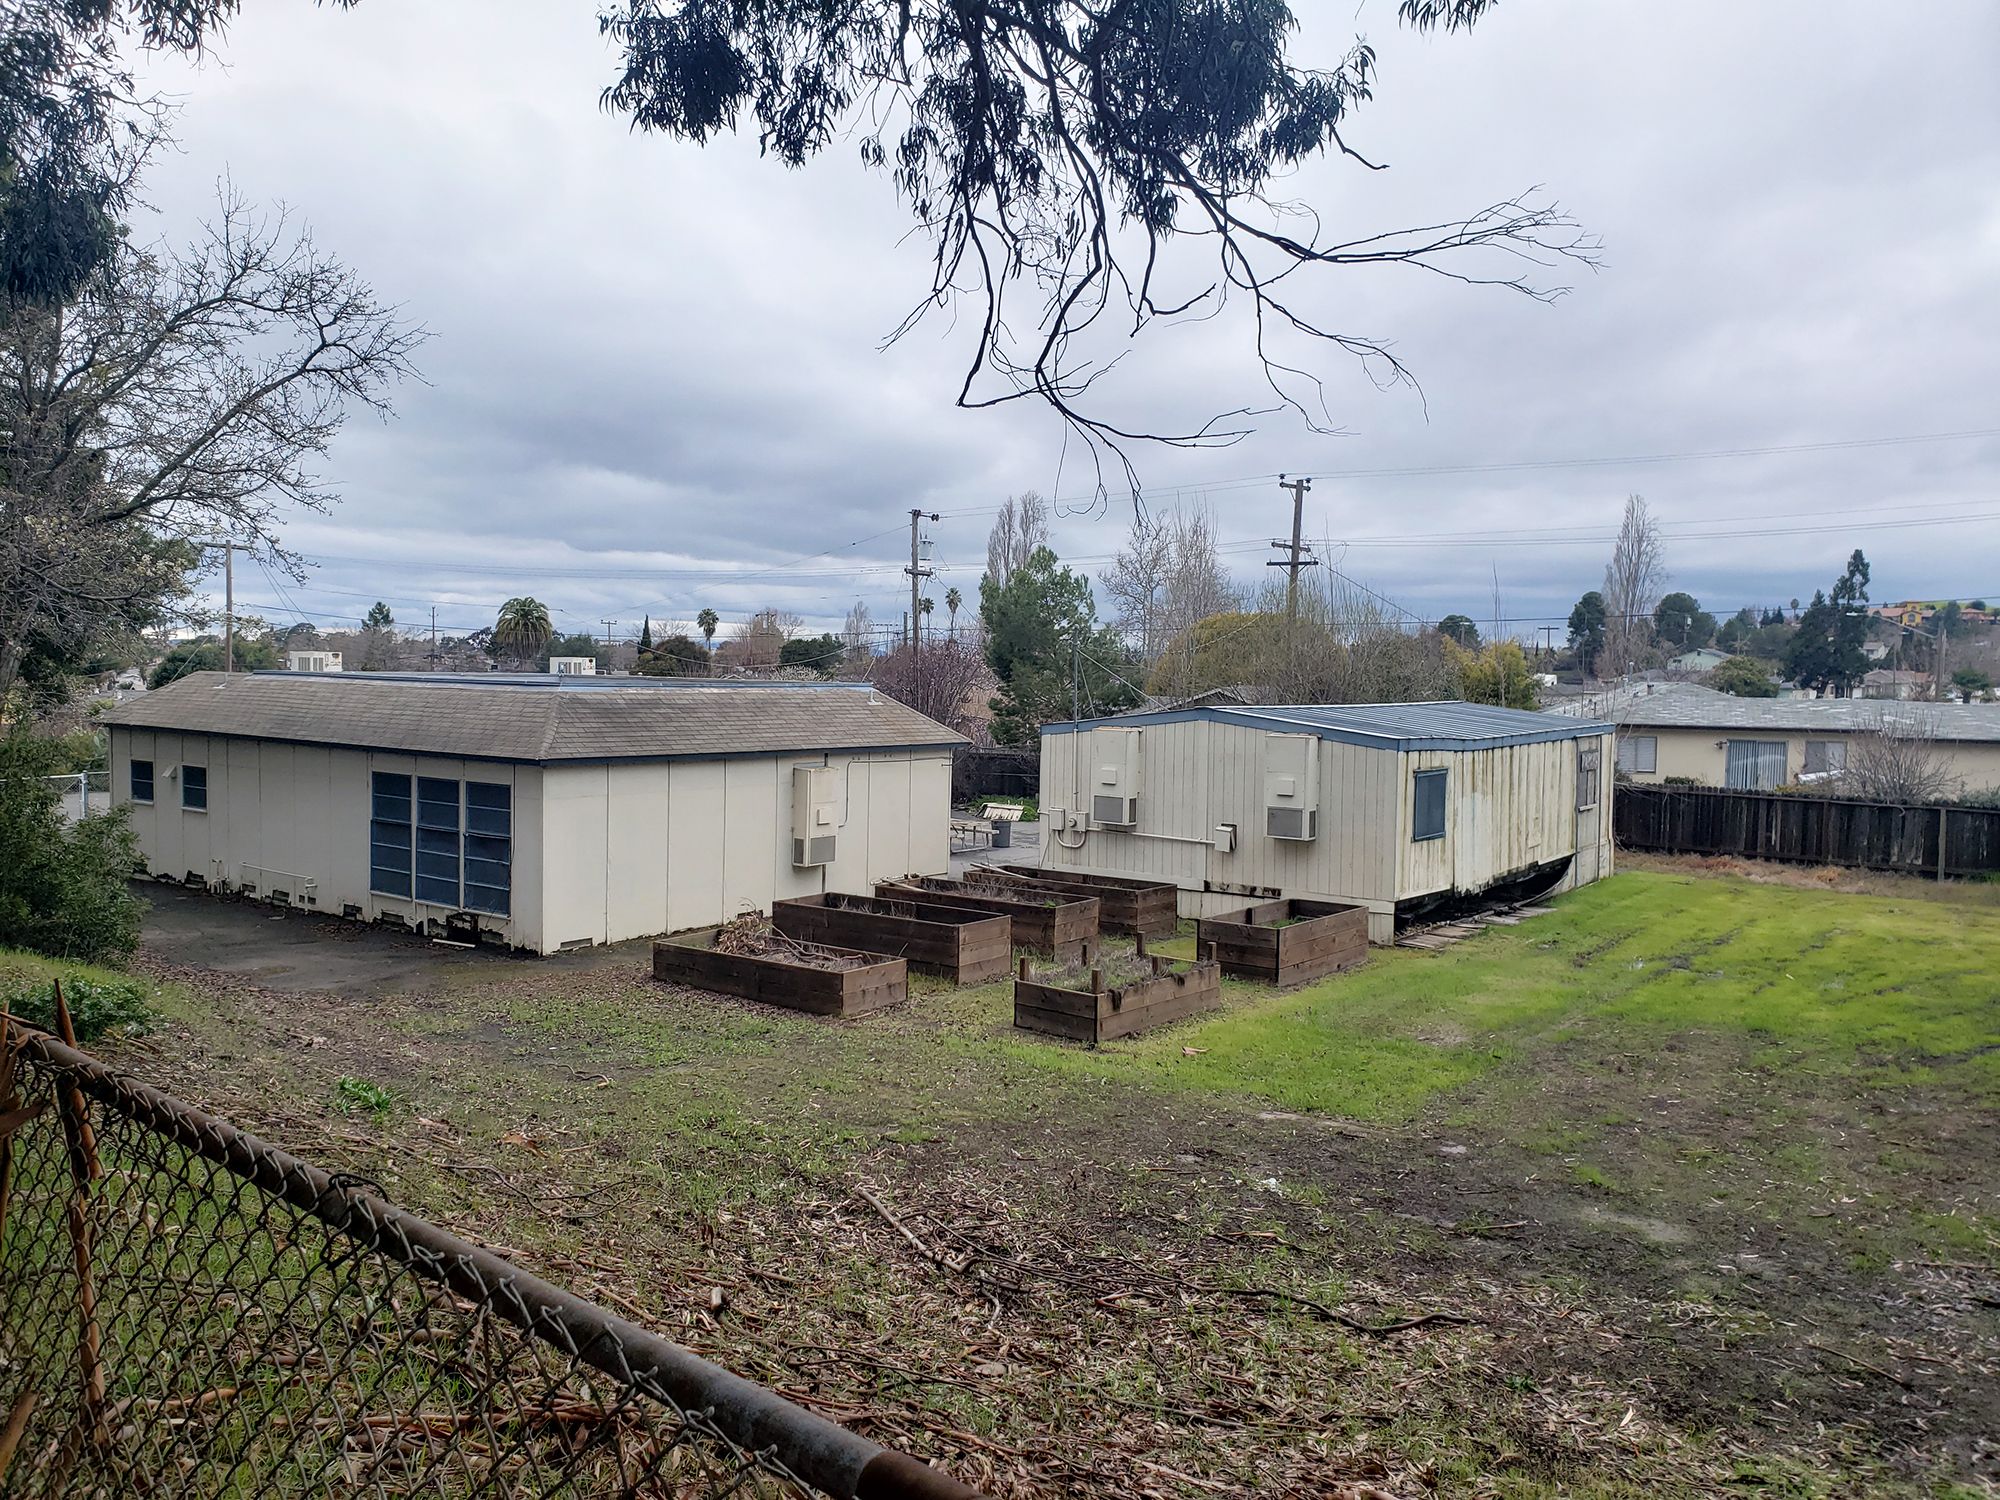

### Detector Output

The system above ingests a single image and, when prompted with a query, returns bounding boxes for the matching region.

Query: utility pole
[1267,475,1318,631]
[430,606,439,671]
[601,618,618,668]
[201,539,252,672]
[906,508,939,652]
[1539,625,1558,663]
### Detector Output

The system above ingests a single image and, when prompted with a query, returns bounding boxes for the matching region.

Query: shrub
[0,733,144,962]
[0,973,155,1042]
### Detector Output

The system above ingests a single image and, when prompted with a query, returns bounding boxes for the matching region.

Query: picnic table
[950,802,1025,851]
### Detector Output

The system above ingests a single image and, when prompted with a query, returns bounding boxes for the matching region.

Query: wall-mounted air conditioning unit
[791,764,839,866]
[1087,727,1142,828]
[1263,732,1320,841]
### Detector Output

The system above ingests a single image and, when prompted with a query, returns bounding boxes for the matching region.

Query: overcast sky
[135,1,2000,648]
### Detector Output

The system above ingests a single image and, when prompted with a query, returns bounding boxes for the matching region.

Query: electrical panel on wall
[1087,727,1142,828]
[791,764,839,866]
[1263,732,1320,840]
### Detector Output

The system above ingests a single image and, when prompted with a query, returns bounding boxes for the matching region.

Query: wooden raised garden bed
[651,918,905,1017]
[1196,898,1370,987]
[985,864,1179,939]
[1012,943,1221,1043]
[772,892,1012,984]
[876,878,1099,962]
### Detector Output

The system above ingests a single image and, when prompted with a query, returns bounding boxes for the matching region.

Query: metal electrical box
[1088,728,1142,828]
[791,764,839,866]
[1263,732,1319,840]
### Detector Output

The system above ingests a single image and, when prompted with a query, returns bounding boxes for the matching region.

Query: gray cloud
[133,0,2000,645]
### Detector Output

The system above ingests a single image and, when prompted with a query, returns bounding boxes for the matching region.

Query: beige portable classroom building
[101,672,961,954]
[1036,702,1615,942]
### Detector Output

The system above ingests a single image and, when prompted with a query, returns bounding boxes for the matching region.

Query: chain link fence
[0,1019,980,1499]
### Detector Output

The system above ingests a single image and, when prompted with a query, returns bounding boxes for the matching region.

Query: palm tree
[944,586,962,638]
[918,596,934,643]
[492,597,553,668]
[696,608,720,676]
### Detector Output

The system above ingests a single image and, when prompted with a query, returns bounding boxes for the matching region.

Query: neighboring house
[1861,640,1892,663]
[1609,685,2000,792]
[1668,647,1731,674]
[1859,669,1929,700]
[101,671,962,954]
[1037,702,1615,942]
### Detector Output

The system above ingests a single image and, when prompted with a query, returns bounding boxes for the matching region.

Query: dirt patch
[97,874,2000,1497]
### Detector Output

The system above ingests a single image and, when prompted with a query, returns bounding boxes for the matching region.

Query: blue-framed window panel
[415,776,462,906]
[181,764,207,811]
[1412,768,1448,842]
[370,772,413,897]
[130,759,154,804]
[463,781,512,916]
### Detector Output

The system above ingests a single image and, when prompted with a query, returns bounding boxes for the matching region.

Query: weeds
[335,1075,395,1116]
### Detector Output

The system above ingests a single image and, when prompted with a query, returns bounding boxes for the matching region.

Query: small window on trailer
[180,764,207,810]
[1412,768,1448,842]
[130,759,154,804]
[1576,746,1601,811]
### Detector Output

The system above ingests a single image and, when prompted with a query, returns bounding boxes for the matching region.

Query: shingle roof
[102,672,965,762]
[1051,700,1610,751]
[1611,684,2000,741]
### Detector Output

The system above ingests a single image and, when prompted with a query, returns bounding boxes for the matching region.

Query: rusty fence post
[51,982,107,1442]
[0,1009,16,1248]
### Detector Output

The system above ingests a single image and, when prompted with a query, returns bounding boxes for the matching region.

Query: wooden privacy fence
[951,749,1038,806]
[1614,783,2000,878]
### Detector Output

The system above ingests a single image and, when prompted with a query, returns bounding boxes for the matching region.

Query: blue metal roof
[1044,701,1612,751]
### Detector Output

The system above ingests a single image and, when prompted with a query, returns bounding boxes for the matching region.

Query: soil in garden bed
[1026,946,1172,990]
[711,912,872,971]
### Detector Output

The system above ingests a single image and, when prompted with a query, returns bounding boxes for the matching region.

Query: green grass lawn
[15,865,1995,1499]
[1012,870,2000,1120]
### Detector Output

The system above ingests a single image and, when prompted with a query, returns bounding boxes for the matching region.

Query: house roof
[101,671,965,763]
[1049,700,1610,751]
[1610,683,2000,741]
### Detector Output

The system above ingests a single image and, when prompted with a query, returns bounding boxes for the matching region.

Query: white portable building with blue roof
[1037,701,1615,941]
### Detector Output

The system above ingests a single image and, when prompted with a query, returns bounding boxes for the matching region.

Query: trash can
[989,819,1012,849]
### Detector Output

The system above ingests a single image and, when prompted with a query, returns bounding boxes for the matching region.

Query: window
[130,759,154,804]
[181,764,207,811]
[372,772,513,914]
[1615,734,1658,775]
[1725,740,1789,791]
[415,777,462,906]
[1576,746,1601,811]
[370,772,413,897]
[1803,740,1848,776]
[462,782,512,916]
[1412,768,1448,842]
